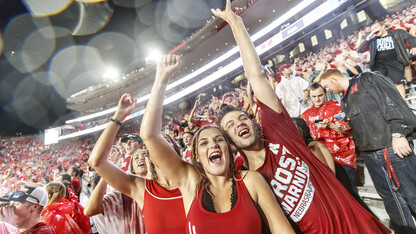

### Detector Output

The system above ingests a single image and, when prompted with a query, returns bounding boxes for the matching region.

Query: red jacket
[301,100,356,168]
[41,199,91,234]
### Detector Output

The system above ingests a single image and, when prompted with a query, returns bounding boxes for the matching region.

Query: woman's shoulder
[240,170,265,184]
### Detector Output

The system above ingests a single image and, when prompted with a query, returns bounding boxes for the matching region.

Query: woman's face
[131,149,149,177]
[195,128,231,177]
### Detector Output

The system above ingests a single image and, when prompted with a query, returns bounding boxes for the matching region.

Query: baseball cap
[279,64,291,74]
[8,186,48,207]
[182,127,194,135]
[120,134,130,143]
[125,133,143,143]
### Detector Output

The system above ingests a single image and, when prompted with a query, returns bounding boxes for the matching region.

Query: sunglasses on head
[10,191,40,204]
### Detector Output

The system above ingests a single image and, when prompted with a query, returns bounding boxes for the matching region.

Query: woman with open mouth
[140,53,294,234]
[88,97,186,234]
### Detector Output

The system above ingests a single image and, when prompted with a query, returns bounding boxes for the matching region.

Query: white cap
[8,186,48,207]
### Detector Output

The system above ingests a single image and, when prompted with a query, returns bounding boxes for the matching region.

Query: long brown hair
[45,182,66,206]
[190,125,236,198]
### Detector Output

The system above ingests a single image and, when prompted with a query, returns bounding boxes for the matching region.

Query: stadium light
[145,50,162,63]
[103,67,119,80]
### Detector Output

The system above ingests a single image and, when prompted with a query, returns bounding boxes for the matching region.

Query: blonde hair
[45,182,66,206]
[319,69,343,82]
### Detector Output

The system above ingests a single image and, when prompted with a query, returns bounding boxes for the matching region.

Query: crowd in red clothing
[0,135,94,196]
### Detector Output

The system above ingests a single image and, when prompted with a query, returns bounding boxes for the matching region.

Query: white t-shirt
[275,76,310,117]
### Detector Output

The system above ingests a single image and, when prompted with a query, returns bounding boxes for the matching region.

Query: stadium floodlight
[145,50,162,63]
[65,0,321,125]
[103,67,119,80]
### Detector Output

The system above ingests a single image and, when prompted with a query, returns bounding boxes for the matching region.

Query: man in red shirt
[181,127,194,162]
[301,83,357,191]
[0,186,55,233]
[214,2,389,233]
[300,83,376,214]
[189,98,217,128]
[119,133,143,172]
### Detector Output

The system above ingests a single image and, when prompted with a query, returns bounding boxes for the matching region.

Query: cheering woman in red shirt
[88,101,186,234]
[140,53,294,234]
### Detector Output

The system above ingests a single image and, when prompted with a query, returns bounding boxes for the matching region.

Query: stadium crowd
[64,3,416,134]
[1,1,416,233]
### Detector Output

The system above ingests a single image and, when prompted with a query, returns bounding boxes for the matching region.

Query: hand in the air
[211,0,239,23]
[156,54,181,83]
[113,93,136,121]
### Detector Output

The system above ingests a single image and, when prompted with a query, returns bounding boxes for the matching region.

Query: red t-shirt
[21,222,55,234]
[257,100,390,233]
[142,180,186,234]
[186,178,261,234]
[184,148,191,163]
[195,118,217,128]
[301,100,356,168]
[120,156,131,172]
[71,178,80,196]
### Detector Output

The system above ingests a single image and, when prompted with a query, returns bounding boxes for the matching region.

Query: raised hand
[113,93,136,121]
[366,29,378,41]
[211,0,239,23]
[0,205,16,226]
[195,97,201,107]
[156,54,181,83]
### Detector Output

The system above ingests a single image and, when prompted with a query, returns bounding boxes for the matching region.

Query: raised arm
[189,98,200,125]
[88,94,144,199]
[246,81,256,109]
[211,0,282,113]
[84,179,106,216]
[357,29,377,53]
[140,55,199,190]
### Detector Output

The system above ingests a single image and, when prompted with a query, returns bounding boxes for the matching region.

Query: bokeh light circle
[23,0,73,17]
[72,1,113,36]
[3,14,56,73]
[88,32,138,69]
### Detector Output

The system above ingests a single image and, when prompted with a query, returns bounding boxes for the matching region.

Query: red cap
[279,64,290,74]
